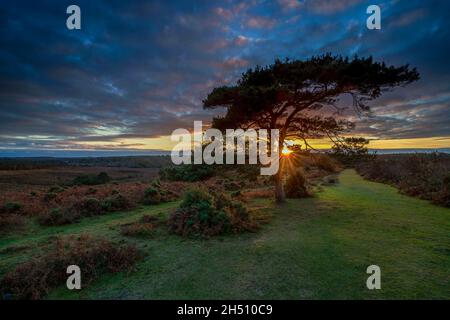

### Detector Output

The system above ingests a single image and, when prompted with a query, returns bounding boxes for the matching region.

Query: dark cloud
[0,0,449,152]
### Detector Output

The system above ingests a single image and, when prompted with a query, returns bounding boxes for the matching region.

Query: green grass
[1,169,449,299]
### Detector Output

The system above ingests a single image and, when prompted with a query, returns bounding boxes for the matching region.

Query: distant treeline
[0,158,67,170]
[0,156,172,170]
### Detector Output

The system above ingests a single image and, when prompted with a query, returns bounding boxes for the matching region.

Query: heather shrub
[231,190,241,198]
[285,170,310,198]
[150,178,161,188]
[357,153,450,207]
[38,193,131,226]
[159,164,214,182]
[0,234,140,299]
[236,165,260,182]
[101,194,130,212]
[72,172,111,186]
[38,208,80,226]
[47,185,65,194]
[120,215,161,237]
[142,187,162,205]
[224,180,241,191]
[43,192,58,202]
[0,214,25,233]
[168,189,257,238]
[1,202,22,214]
[73,197,103,216]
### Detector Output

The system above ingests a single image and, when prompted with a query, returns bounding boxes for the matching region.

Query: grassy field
[1,169,449,299]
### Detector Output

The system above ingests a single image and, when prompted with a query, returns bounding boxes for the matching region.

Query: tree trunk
[274,142,285,203]
[274,169,286,203]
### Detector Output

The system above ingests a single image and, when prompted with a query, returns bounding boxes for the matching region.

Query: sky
[1,0,450,156]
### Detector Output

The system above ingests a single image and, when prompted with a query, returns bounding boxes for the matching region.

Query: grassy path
[1,169,449,299]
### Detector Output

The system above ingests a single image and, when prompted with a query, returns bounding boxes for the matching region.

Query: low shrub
[285,170,310,198]
[1,202,22,215]
[224,181,241,191]
[142,187,162,205]
[141,180,175,205]
[159,164,214,182]
[0,214,25,233]
[38,208,80,226]
[120,215,161,237]
[47,186,65,194]
[356,153,450,207]
[168,189,258,238]
[72,172,111,186]
[38,193,130,226]
[43,192,58,202]
[72,197,103,216]
[0,234,140,299]
[101,194,130,212]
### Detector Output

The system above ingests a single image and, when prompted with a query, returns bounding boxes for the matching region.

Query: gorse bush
[101,194,130,212]
[0,235,140,299]
[72,172,111,186]
[159,164,214,182]
[73,197,103,216]
[38,193,130,226]
[285,170,310,198]
[168,189,258,237]
[141,179,175,205]
[0,202,22,215]
[142,187,161,205]
[38,207,80,226]
[47,185,65,194]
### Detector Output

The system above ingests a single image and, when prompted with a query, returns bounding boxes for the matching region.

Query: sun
[281,147,292,156]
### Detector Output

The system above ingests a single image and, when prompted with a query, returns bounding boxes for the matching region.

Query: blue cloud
[0,0,449,151]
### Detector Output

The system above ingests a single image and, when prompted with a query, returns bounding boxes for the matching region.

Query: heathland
[0,153,449,299]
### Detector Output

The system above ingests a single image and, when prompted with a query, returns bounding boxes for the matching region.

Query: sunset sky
[1,0,449,155]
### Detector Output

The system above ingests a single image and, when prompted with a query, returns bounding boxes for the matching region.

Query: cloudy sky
[1,0,449,155]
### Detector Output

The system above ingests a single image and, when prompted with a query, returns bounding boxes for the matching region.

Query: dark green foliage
[38,208,81,226]
[47,185,65,194]
[101,194,130,212]
[39,193,130,226]
[285,170,310,198]
[73,197,103,216]
[1,202,22,214]
[231,190,241,198]
[168,189,257,238]
[0,235,140,299]
[236,165,260,182]
[141,179,173,205]
[223,180,241,191]
[72,172,111,186]
[142,187,161,205]
[159,164,214,182]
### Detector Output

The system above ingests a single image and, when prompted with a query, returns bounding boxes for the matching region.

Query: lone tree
[203,54,419,203]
